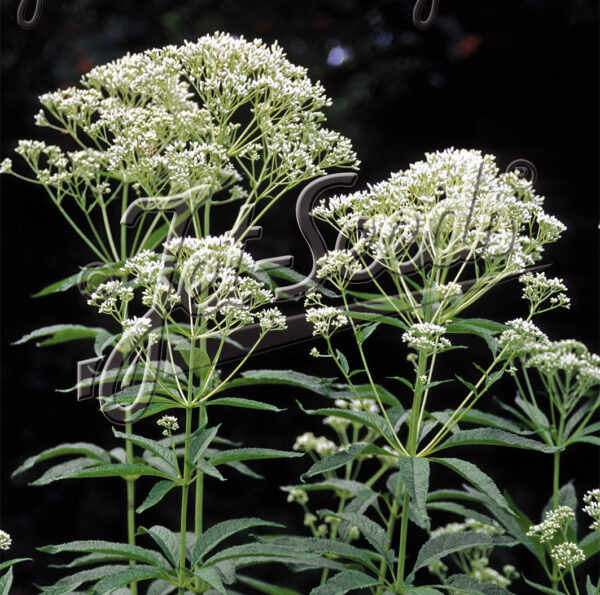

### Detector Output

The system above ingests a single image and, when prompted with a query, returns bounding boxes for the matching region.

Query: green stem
[194,405,207,538]
[396,491,411,589]
[376,477,403,595]
[553,451,560,509]
[124,422,138,595]
[178,407,193,593]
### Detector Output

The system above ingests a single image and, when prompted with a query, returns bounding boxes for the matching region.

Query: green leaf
[426,501,496,526]
[202,543,316,566]
[38,540,168,567]
[301,443,388,481]
[257,536,380,574]
[446,318,507,350]
[310,569,380,594]
[190,425,221,464]
[39,564,131,593]
[113,429,177,472]
[322,510,387,556]
[457,408,528,434]
[579,531,600,562]
[586,575,599,595]
[342,310,408,330]
[237,574,302,595]
[13,324,107,347]
[29,457,103,486]
[191,518,284,566]
[431,458,512,514]
[92,565,159,592]
[12,442,110,478]
[408,532,516,579]
[207,398,284,412]
[446,574,514,594]
[224,370,335,396]
[194,459,226,481]
[357,322,380,344]
[0,568,12,595]
[0,558,31,573]
[521,576,565,594]
[283,479,371,499]
[31,463,173,484]
[194,566,226,594]
[397,456,430,529]
[137,481,176,514]
[137,526,179,568]
[542,482,577,540]
[432,428,558,454]
[335,349,349,375]
[209,448,302,466]
[33,262,125,298]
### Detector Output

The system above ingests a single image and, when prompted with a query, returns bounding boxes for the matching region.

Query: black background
[1,0,598,592]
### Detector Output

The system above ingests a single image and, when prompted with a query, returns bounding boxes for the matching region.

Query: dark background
[1,0,598,592]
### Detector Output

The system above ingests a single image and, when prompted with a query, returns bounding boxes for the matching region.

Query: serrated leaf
[190,425,221,464]
[202,543,316,566]
[137,481,175,514]
[310,569,380,594]
[446,318,507,350]
[32,463,173,484]
[336,349,349,375]
[209,448,302,466]
[431,458,512,514]
[397,456,430,529]
[224,370,335,396]
[13,324,107,347]
[93,565,159,592]
[433,428,558,454]
[322,510,387,555]
[207,398,284,412]
[39,564,131,593]
[194,459,226,481]
[0,558,31,573]
[12,443,110,478]
[458,408,528,434]
[29,457,102,486]
[283,479,370,498]
[521,575,565,594]
[301,443,388,481]
[38,541,168,567]
[194,566,226,594]
[408,532,516,579]
[113,429,177,472]
[191,518,283,566]
[0,568,12,595]
[579,531,600,562]
[137,526,179,568]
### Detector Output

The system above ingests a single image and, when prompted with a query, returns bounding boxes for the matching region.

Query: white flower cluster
[306,306,349,337]
[87,280,134,317]
[334,397,380,414]
[520,272,570,312]
[316,249,362,288]
[497,318,549,356]
[6,33,357,208]
[293,432,338,457]
[526,505,575,543]
[402,322,451,354]
[430,518,503,539]
[433,281,463,302]
[0,530,11,550]
[121,316,152,350]
[583,489,600,531]
[286,488,309,505]
[525,340,600,394]
[550,541,585,569]
[312,149,565,282]
[157,415,179,436]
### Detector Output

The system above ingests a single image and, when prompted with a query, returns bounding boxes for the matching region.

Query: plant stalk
[125,422,138,595]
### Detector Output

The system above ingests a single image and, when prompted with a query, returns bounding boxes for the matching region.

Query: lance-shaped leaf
[13,324,108,347]
[28,457,103,486]
[38,541,169,568]
[310,569,381,594]
[137,526,179,568]
[202,543,317,566]
[190,425,221,464]
[32,463,174,485]
[194,566,226,594]
[397,456,430,529]
[223,370,336,396]
[447,574,514,594]
[191,518,284,566]
[113,428,177,472]
[12,443,110,478]
[282,479,371,499]
[320,510,387,556]
[0,568,13,595]
[431,458,513,514]
[209,448,302,467]
[207,398,285,412]
[137,481,176,514]
[38,564,132,593]
[301,443,389,481]
[446,318,507,350]
[432,428,559,454]
[408,532,516,580]
[92,566,160,592]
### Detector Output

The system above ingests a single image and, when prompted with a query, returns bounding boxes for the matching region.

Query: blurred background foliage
[1,0,598,592]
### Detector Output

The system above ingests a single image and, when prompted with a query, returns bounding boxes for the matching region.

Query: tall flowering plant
[2,35,598,595]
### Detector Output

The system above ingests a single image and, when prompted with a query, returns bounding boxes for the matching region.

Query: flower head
[550,541,585,569]
[157,415,179,436]
[402,322,451,354]
[526,505,575,543]
[583,489,600,531]
[0,530,11,550]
